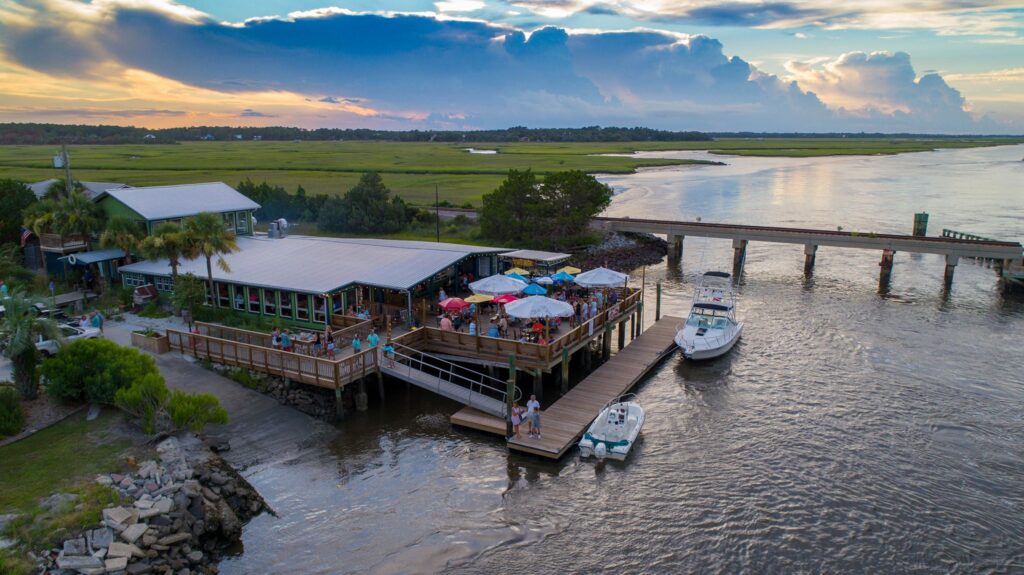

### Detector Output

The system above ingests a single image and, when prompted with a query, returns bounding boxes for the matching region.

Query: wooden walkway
[451,316,682,459]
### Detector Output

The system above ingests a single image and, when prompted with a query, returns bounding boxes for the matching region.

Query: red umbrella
[439,297,469,311]
[493,294,519,304]
[531,322,544,332]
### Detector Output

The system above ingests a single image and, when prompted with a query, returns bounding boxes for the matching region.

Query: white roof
[499,249,571,263]
[118,235,507,293]
[28,179,129,200]
[94,182,260,220]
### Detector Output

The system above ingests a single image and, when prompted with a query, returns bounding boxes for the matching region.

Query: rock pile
[574,231,668,271]
[263,378,338,418]
[41,436,265,575]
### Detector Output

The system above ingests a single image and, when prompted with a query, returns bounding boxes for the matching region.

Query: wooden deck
[451,316,682,459]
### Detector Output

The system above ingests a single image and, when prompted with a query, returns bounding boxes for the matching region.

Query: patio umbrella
[493,294,519,304]
[531,322,544,332]
[505,267,531,276]
[551,271,575,282]
[439,297,469,311]
[464,294,494,304]
[503,295,574,319]
[558,265,582,275]
[505,272,529,284]
[573,267,630,288]
[469,274,527,296]
[523,283,547,295]
[534,276,554,285]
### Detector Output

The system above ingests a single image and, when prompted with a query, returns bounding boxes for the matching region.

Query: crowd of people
[267,324,397,365]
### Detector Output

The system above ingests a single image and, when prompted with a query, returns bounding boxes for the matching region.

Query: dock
[451,316,682,459]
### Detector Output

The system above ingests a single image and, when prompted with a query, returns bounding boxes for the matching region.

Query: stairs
[382,345,516,417]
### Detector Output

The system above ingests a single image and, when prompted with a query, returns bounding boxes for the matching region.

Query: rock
[120,477,135,489]
[108,542,143,558]
[62,537,88,556]
[181,481,201,498]
[40,492,79,512]
[138,461,160,479]
[153,498,174,514]
[56,554,104,571]
[96,475,114,486]
[141,535,158,548]
[200,487,220,502]
[157,533,191,546]
[136,500,155,510]
[186,550,203,563]
[177,568,192,575]
[219,483,235,497]
[121,523,148,544]
[208,473,230,486]
[110,474,125,483]
[145,481,159,493]
[106,556,129,571]
[215,500,240,537]
[138,507,163,520]
[103,507,137,530]
[209,440,230,453]
[127,560,153,575]
[90,527,114,549]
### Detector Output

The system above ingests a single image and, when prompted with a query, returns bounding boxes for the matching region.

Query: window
[279,291,293,318]
[222,212,235,231]
[236,211,249,234]
[232,285,245,310]
[122,273,145,287]
[154,275,174,292]
[248,288,260,313]
[263,289,277,315]
[216,283,230,308]
[312,295,326,323]
[296,294,309,321]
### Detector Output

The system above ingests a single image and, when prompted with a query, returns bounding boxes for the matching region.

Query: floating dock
[451,316,682,459]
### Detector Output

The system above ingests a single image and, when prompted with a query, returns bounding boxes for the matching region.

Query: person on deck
[439,287,447,302]
[468,320,477,336]
[382,339,396,367]
[526,395,541,439]
[326,336,336,359]
[280,330,292,353]
[352,334,362,353]
[271,327,281,350]
[487,320,500,338]
[367,329,380,349]
[313,333,323,356]
[498,315,508,338]
[440,315,454,331]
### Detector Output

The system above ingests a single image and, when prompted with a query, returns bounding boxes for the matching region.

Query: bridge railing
[388,343,519,410]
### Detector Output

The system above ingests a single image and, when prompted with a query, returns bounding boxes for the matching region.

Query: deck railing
[167,329,378,389]
[38,233,89,253]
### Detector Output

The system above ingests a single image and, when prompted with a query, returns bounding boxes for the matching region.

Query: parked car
[36,323,101,356]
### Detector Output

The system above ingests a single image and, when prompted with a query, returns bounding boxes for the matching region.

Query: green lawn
[0,138,1017,206]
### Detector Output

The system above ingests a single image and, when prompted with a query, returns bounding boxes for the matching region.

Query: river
[221,144,1024,574]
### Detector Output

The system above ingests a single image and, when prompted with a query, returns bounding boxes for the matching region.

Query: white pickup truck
[35,323,101,356]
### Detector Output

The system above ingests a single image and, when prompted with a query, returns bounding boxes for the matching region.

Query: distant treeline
[706,132,1023,139]
[0,123,711,144]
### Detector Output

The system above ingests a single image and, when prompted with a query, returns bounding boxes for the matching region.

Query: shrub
[42,339,161,404]
[138,301,171,318]
[113,374,168,434]
[167,390,228,433]
[0,386,25,437]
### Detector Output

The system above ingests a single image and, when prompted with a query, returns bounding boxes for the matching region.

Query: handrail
[389,342,520,406]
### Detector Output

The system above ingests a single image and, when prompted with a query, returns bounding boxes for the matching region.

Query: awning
[58,249,126,266]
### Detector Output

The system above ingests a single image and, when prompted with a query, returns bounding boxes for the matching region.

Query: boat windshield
[686,313,732,329]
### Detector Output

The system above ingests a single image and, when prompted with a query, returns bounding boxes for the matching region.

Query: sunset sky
[0,0,1021,133]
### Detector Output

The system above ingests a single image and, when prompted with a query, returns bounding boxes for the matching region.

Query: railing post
[560,347,569,395]
[506,355,516,439]
[655,281,662,321]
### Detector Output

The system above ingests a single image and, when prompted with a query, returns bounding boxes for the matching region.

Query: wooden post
[617,320,626,350]
[944,253,959,289]
[506,355,516,438]
[334,387,344,419]
[732,238,748,278]
[804,244,818,275]
[533,368,543,402]
[655,281,662,321]
[376,367,385,402]
[560,347,569,394]
[602,323,612,360]
[636,301,644,336]
[879,249,896,288]
[630,312,636,339]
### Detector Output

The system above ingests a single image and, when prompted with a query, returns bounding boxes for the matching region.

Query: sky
[0,0,1021,133]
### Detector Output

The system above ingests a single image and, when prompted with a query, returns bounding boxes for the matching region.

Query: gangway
[382,343,519,417]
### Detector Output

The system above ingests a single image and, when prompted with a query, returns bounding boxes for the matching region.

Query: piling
[804,244,818,275]
[668,234,684,262]
[732,239,748,277]
[355,379,368,411]
[602,323,612,360]
[334,387,344,418]
[617,320,626,350]
[506,355,516,438]
[655,281,662,321]
[944,254,959,288]
[560,348,569,394]
[532,369,543,402]
[376,368,385,401]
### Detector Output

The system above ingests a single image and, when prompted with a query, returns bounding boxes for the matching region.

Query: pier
[451,316,681,459]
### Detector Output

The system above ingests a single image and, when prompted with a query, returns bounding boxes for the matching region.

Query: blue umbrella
[552,271,575,282]
[523,283,547,295]
[506,272,529,284]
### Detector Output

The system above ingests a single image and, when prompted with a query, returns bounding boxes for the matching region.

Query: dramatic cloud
[0,0,1015,132]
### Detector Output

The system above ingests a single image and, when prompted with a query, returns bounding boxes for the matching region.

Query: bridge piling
[668,234,684,261]
[732,239,748,278]
[944,254,959,288]
[804,244,818,275]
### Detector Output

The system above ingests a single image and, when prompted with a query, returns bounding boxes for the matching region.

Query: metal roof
[499,249,571,263]
[28,179,129,200]
[58,249,126,265]
[118,235,508,293]
[93,182,260,220]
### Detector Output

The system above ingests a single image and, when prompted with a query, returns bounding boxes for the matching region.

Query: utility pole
[435,184,440,242]
[60,142,73,195]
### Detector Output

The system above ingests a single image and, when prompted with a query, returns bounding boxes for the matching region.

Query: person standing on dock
[352,334,362,353]
[440,314,454,331]
[526,395,541,439]
[280,329,293,353]
[271,327,281,350]
[367,329,380,349]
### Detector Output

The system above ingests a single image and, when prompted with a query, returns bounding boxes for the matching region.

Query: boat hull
[578,401,645,461]
[676,323,742,361]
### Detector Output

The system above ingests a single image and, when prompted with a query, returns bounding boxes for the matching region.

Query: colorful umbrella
[439,297,469,311]
[523,283,547,295]
[469,274,526,296]
[493,294,519,304]
[505,272,529,284]
[552,271,575,282]
[505,267,531,276]
[573,267,629,288]
[531,322,545,332]
[503,296,574,319]
[464,294,493,304]
[558,265,581,275]
[534,276,554,285]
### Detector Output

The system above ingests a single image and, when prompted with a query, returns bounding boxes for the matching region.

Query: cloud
[435,0,486,12]
[0,1,1015,132]
[944,67,1024,83]
[0,106,186,117]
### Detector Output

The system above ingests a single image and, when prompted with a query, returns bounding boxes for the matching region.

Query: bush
[138,301,171,318]
[114,374,228,434]
[317,172,410,234]
[167,390,228,433]
[0,386,24,437]
[113,374,168,434]
[42,339,161,404]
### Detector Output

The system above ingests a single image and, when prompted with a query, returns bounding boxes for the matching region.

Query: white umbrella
[573,267,630,288]
[534,276,554,285]
[503,295,574,319]
[469,274,528,296]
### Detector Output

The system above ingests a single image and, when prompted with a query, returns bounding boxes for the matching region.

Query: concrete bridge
[593,216,1024,288]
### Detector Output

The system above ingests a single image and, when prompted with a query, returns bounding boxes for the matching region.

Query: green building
[93,182,260,236]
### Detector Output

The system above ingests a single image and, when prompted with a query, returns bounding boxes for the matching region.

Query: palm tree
[23,197,60,236]
[0,292,61,399]
[139,222,191,279]
[183,213,239,307]
[100,216,145,264]
[44,179,85,200]
[55,191,104,249]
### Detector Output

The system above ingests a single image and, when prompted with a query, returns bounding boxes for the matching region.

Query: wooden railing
[167,329,378,389]
[38,233,88,253]
[330,314,365,329]
[393,289,641,369]
[196,322,272,347]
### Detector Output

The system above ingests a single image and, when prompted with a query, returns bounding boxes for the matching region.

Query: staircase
[382,344,518,417]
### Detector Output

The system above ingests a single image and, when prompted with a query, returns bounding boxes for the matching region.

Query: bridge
[594,216,1024,288]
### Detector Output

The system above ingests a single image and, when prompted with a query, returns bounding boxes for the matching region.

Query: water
[221,145,1024,574]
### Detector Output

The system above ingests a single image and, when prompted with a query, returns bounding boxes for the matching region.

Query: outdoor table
[292,331,317,355]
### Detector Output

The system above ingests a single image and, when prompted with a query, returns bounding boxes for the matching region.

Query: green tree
[0,243,34,286]
[23,191,104,249]
[317,172,409,234]
[139,222,192,279]
[0,292,61,399]
[0,179,36,244]
[100,216,145,264]
[480,169,539,243]
[43,179,85,199]
[113,374,168,434]
[171,273,207,320]
[41,338,160,404]
[538,170,613,241]
[183,212,239,307]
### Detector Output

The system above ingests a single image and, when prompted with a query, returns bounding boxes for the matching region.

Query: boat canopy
[693,302,732,311]
[703,271,731,278]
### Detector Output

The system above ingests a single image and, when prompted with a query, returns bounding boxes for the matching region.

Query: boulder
[90,527,114,549]
[153,498,174,515]
[106,556,129,571]
[157,533,191,546]
[121,523,148,544]
[103,507,136,527]
[62,537,88,556]
[56,554,104,571]
[126,559,153,575]
[186,550,203,563]
[108,541,143,558]
[40,492,79,513]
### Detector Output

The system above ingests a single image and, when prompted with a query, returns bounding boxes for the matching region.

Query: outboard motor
[594,442,607,459]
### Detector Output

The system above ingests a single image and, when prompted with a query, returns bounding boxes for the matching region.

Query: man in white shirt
[526,394,541,439]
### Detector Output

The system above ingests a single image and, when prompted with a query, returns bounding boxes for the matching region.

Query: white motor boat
[675,271,743,360]
[578,395,645,461]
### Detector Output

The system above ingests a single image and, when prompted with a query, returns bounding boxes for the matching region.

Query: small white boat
[675,271,743,360]
[578,395,645,461]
